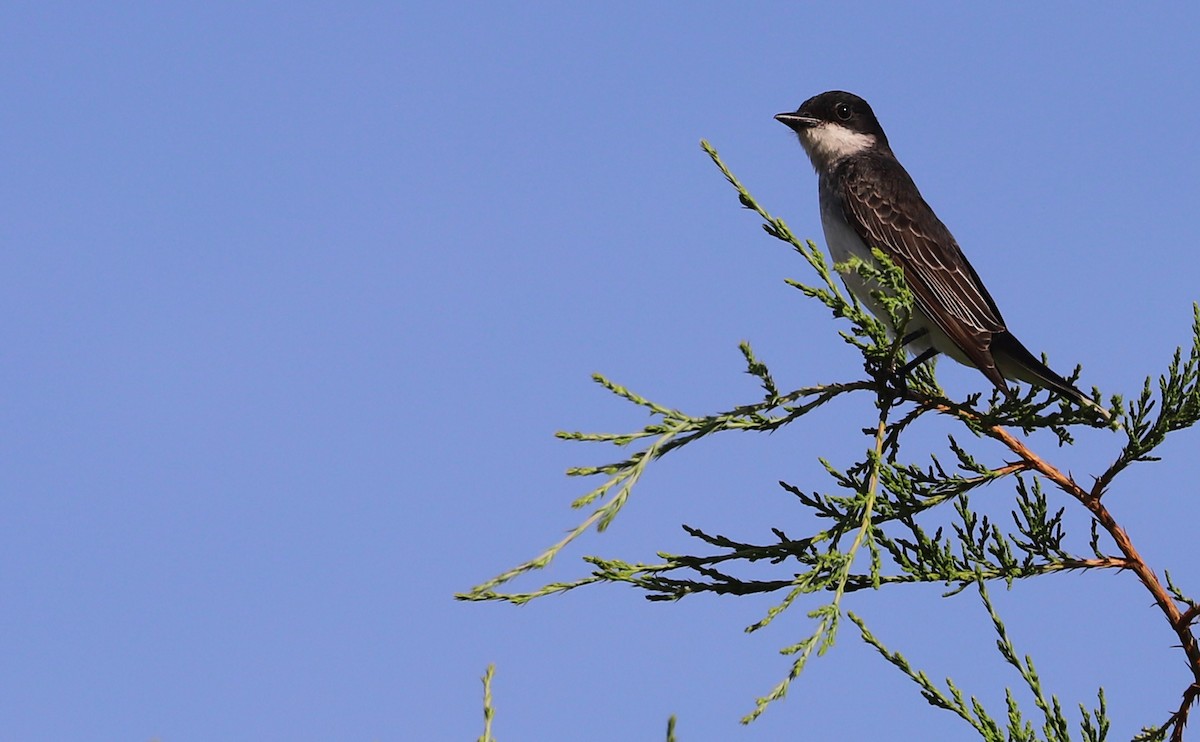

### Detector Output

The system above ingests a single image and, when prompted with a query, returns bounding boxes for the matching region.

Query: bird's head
[775,91,889,171]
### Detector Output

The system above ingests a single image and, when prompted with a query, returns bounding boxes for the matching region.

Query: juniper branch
[463,140,1200,738]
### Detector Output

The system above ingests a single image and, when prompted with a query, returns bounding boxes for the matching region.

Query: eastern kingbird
[776,90,1105,416]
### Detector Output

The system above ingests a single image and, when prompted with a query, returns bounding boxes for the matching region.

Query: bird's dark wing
[837,154,1009,389]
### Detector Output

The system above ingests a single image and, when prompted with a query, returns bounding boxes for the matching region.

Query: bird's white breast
[816,181,971,366]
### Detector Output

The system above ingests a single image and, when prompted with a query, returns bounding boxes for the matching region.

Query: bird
[775,90,1107,417]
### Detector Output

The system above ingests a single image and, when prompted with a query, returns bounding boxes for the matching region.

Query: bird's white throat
[800,123,876,169]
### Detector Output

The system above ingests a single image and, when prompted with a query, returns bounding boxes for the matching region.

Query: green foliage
[478,664,496,742]
[851,579,1111,742]
[461,142,1200,740]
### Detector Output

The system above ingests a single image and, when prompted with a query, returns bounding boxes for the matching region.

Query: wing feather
[837,154,1009,386]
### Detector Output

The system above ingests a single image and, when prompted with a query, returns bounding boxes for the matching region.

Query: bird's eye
[834,102,853,121]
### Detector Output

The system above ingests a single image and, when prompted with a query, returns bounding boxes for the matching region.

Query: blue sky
[3,4,1199,741]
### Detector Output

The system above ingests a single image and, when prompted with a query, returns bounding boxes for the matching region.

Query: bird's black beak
[774,112,819,132]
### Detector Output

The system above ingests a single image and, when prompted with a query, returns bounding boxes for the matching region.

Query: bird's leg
[882,327,933,391]
[869,327,935,398]
[880,346,939,400]
[898,347,938,379]
[899,327,929,348]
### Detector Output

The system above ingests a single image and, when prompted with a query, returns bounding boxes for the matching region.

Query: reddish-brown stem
[1182,605,1200,629]
[985,425,1199,661]
[923,400,1200,739]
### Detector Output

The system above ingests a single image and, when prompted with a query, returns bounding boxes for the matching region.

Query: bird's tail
[991,333,1111,421]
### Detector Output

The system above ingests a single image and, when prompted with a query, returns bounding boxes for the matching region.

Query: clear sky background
[2,4,1198,741]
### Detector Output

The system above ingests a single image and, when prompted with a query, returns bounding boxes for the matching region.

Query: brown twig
[1162,684,1200,742]
[1183,605,1200,629]
[921,397,1200,740]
